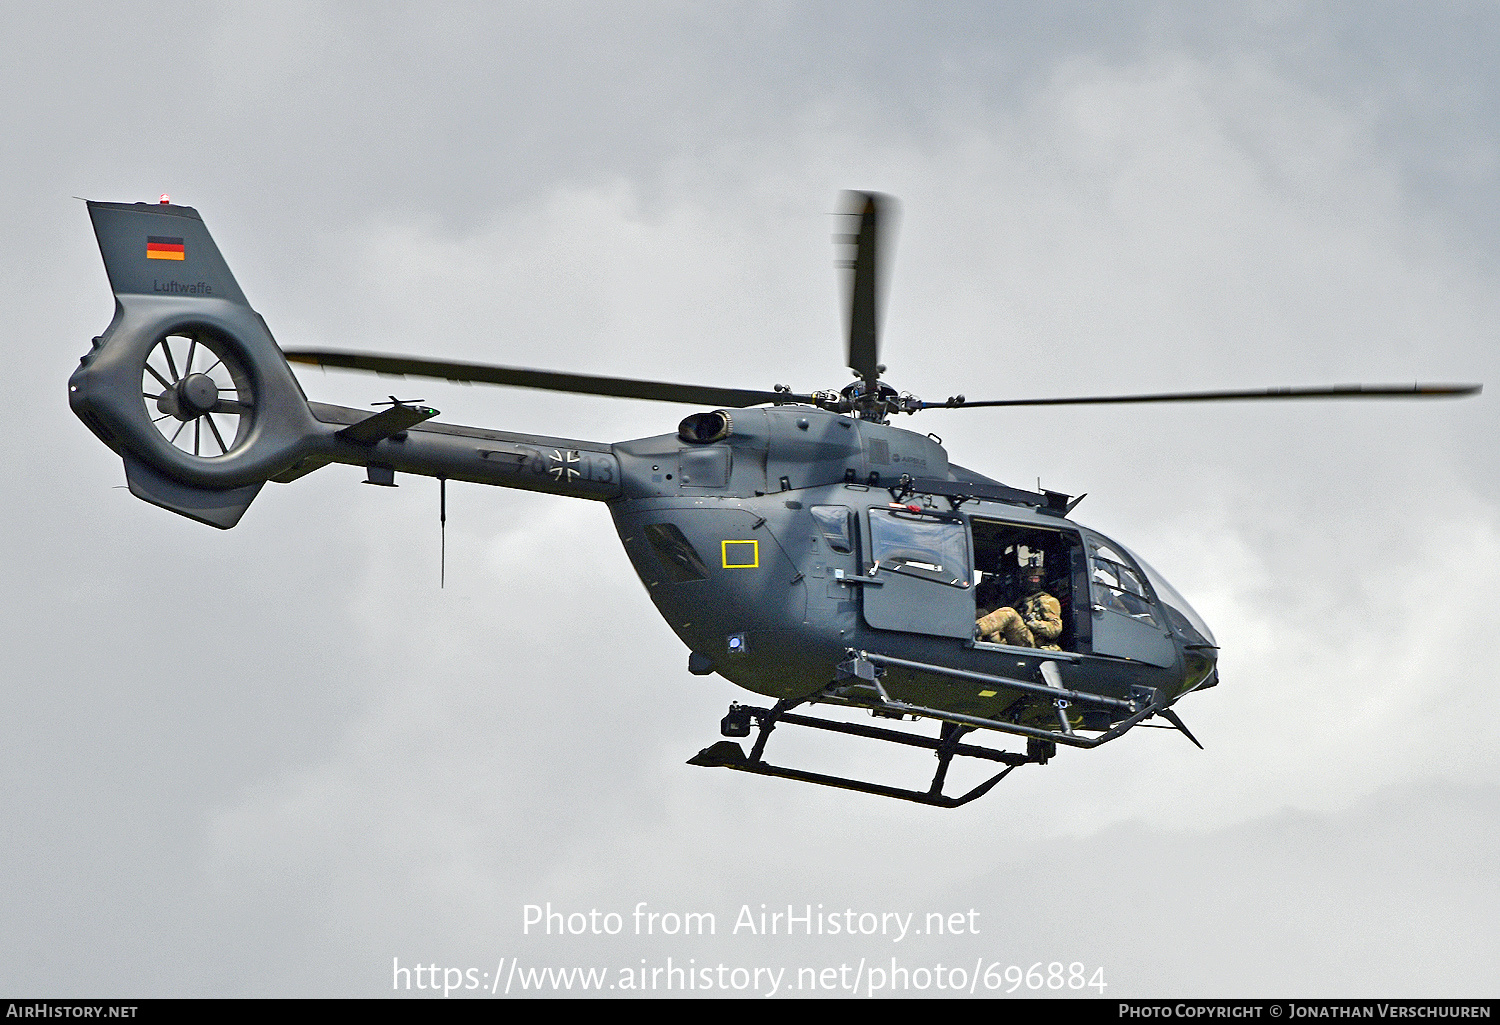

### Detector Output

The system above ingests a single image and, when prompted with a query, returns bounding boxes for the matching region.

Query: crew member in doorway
[976,556,1063,650]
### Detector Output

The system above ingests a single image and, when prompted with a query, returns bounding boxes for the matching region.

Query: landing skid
[688,700,1054,808]
[688,649,1183,808]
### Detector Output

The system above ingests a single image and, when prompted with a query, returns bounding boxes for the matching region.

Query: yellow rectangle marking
[978,690,997,697]
[146,250,185,260]
[721,539,759,569]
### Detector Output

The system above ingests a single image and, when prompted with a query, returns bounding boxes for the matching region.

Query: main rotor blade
[282,349,816,409]
[918,383,1481,409]
[842,191,895,391]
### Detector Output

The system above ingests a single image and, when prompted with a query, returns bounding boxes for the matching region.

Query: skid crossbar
[688,702,1042,808]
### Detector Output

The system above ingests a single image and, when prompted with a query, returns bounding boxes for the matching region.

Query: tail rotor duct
[142,331,255,458]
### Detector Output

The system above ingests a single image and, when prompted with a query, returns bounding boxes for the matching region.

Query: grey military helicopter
[70,192,1478,807]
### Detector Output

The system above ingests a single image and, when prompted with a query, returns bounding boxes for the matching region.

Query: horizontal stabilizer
[335,403,439,445]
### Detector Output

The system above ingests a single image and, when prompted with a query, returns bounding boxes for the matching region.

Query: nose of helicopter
[1113,542,1219,692]
[1179,636,1219,693]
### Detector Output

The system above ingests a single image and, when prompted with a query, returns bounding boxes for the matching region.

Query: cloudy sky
[3,1,1496,999]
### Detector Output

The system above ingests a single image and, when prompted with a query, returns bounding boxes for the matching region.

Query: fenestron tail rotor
[142,332,254,457]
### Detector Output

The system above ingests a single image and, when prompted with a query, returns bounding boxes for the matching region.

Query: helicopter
[69,192,1479,808]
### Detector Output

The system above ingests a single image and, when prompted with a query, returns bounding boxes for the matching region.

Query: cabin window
[868,510,969,587]
[810,505,854,554]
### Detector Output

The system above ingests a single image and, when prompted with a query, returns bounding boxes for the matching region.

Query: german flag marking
[146,236,185,261]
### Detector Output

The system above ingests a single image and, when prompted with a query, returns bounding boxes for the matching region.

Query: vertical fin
[87,201,250,306]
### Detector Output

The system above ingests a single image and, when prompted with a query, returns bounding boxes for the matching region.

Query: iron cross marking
[549,449,582,482]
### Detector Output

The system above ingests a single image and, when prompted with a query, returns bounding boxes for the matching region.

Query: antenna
[439,477,447,588]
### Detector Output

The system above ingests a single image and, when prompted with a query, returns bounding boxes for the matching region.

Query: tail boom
[72,201,619,528]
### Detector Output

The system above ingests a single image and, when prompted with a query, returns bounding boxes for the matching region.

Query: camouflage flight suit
[976,590,1063,651]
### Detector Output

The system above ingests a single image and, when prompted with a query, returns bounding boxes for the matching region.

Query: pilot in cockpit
[975,554,1063,651]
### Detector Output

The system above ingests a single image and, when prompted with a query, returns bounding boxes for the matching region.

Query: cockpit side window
[1121,545,1217,648]
[1088,541,1159,626]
